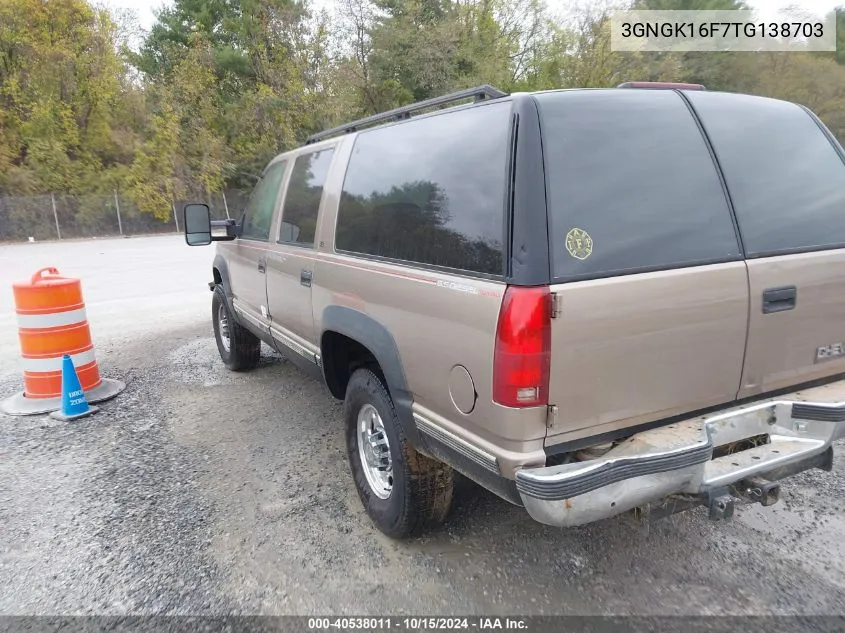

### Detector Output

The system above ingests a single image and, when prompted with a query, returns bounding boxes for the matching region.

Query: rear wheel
[345,368,454,537]
[212,285,260,371]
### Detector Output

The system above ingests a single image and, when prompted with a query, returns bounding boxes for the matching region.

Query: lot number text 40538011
[307,617,529,630]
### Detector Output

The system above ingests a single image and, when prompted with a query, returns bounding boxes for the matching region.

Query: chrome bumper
[517,384,845,527]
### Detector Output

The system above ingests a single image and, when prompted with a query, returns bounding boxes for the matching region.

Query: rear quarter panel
[311,137,547,475]
[312,257,548,472]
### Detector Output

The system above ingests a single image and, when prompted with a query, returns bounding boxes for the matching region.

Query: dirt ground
[1,235,844,616]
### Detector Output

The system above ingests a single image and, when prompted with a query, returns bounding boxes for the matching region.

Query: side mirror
[184,203,211,246]
[183,203,238,245]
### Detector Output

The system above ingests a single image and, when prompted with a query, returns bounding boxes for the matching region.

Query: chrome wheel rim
[357,403,393,499]
[217,303,231,352]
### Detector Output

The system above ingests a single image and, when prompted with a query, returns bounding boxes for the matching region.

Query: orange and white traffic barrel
[15,267,101,398]
[1,267,125,416]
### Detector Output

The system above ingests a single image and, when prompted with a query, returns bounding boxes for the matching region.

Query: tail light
[493,286,551,408]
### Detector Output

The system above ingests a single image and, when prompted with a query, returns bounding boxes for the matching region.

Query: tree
[3,0,845,226]
[0,0,133,195]
[128,37,227,219]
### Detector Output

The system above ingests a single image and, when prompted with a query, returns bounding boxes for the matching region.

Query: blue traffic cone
[49,354,99,421]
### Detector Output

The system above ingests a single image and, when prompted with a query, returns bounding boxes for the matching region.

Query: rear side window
[279,148,334,248]
[535,90,741,281]
[240,160,287,241]
[686,92,845,256]
[335,101,511,276]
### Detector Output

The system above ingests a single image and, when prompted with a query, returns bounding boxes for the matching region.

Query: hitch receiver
[736,477,780,507]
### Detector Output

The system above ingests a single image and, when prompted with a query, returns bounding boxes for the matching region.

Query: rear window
[334,101,511,276]
[535,90,741,281]
[686,91,845,257]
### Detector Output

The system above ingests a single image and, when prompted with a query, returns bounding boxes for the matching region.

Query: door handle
[762,285,797,314]
[300,269,312,287]
[257,258,266,274]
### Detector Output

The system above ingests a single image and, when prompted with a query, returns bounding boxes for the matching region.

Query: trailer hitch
[735,476,780,507]
[633,488,736,524]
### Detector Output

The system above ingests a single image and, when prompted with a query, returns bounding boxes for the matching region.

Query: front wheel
[211,285,260,371]
[345,368,454,537]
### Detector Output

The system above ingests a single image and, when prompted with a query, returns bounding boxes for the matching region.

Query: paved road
[1,236,844,616]
[0,235,212,377]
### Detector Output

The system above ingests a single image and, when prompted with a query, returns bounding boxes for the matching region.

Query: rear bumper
[517,386,845,527]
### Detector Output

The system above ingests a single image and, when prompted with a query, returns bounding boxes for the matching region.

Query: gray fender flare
[212,254,232,296]
[320,305,421,448]
[211,254,238,317]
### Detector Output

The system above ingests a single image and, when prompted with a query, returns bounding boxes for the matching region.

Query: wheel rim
[217,303,231,353]
[357,403,393,499]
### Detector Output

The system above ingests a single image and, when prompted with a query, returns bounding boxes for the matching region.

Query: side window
[279,148,335,248]
[686,91,845,256]
[239,160,286,241]
[335,101,511,276]
[535,90,741,281]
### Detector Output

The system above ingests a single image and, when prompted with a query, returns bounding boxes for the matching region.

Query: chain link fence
[0,190,250,243]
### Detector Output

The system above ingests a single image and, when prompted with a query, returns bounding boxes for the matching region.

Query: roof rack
[617,81,706,91]
[305,84,507,144]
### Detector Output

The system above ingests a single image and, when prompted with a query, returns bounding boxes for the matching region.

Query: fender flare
[211,254,240,323]
[212,254,232,296]
[320,305,421,448]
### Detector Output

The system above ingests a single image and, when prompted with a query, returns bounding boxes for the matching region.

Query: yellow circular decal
[565,228,593,260]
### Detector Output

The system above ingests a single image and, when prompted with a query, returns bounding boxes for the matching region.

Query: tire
[211,285,261,371]
[345,368,454,537]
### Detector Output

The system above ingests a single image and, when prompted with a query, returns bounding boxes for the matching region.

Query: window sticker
[565,228,593,260]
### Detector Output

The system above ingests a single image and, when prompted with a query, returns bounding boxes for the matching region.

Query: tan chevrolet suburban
[183,82,845,537]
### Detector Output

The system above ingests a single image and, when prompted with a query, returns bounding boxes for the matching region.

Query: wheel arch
[212,254,231,296]
[320,306,422,448]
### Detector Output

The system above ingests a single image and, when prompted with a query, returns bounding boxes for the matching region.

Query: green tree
[128,38,227,220]
[0,0,133,195]
[132,0,320,190]
[3,0,845,231]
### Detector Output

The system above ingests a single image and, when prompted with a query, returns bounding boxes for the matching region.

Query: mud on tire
[211,285,261,371]
[345,367,454,538]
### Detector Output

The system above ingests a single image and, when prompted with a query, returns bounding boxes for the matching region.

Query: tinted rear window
[335,101,511,276]
[535,90,741,281]
[686,91,845,256]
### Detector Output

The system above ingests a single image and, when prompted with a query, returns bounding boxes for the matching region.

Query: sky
[105,0,841,34]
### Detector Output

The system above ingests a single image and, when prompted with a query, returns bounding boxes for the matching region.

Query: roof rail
[617,81,706,91]
[305,84,507,144]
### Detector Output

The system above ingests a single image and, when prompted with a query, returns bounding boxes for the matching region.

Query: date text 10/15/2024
[308,618,528,630]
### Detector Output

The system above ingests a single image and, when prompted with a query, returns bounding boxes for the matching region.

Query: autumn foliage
[0,0,843,222]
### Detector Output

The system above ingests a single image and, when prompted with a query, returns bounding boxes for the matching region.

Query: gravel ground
[1,236,844,617]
